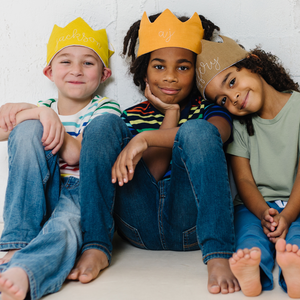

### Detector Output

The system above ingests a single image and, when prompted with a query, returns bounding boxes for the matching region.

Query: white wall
[0,0,299,221]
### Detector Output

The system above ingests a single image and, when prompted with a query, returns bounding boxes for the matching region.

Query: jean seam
[115,213,147,249]
[158,181,167,250]
[8,263,38,300]
[82,243,112,259]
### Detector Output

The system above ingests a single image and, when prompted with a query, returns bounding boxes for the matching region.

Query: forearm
[0,107,41,142]
[142,109,180,180]
[231,155,269,219]
[59,132,82,166]
[235,178,270,219]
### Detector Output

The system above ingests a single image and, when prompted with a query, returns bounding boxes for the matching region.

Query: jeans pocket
[114,214,147,249]
[183,226,200,251]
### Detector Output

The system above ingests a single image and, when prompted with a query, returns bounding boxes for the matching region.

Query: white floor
[0,225,292,300]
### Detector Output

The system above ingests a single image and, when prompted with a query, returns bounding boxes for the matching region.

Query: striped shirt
[122,93,232,179]
[38,95,121,178]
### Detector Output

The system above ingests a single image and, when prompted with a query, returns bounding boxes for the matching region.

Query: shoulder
[37,98,57,108]
[91,95,121,116]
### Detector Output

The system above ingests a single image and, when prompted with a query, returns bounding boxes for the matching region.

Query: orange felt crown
[137,9,204,57]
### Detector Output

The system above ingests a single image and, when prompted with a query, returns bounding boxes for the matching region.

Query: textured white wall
[0,0,299,221]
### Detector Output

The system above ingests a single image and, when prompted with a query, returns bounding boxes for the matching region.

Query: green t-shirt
[227,91,300,206]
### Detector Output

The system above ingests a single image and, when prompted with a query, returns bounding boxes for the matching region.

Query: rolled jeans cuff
[202,251,234,264]
[0,242,28,251]
[81,243,112,264]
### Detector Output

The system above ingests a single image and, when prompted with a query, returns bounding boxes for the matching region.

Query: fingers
[111,150,134,186]
[261,220,276,232]
[41,120,65,153]
[0,105,16,131]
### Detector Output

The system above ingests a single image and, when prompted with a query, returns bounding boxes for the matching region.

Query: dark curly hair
[122,13,220,92]
[234,48,300,136]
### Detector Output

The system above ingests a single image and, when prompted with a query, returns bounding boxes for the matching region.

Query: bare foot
[229,247,262,297]
[276,239,300,298]
[67,249,109,283]
[0,267,29,300]
[0,250,19,265]
[207,258,240,294]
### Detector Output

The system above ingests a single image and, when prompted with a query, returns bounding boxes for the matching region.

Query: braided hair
[122,13,220,92]
[234,49,300,136]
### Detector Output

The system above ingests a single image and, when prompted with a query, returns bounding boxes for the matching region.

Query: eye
[229,78,235,87]
[220,97,227,106]
[178,66,188,71]
[61,60,70,64]
[84,61,94,66]
[154,65,164,70]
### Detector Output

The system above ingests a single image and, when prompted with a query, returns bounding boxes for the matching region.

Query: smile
[68,81,85,85]
[159,87,180,95]
[241,91,249,109]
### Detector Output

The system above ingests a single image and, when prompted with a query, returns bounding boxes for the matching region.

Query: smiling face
[205,66,265,116]
[145,47,195,108]
[43,46,111,109]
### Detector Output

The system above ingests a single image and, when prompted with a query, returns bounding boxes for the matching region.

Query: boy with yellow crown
[0,17,120,300]
[68,9,240,294]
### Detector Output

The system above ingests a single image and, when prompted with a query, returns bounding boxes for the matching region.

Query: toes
[67,269,80,281]
[220,280,229,294]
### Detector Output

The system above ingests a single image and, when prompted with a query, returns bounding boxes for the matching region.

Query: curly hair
[122,13,220,92]
[233,48,300,136]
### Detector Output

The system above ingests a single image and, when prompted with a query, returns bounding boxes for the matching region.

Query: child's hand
[145,83,180,114]
[261,207,279,236]
[111,134,148,186]
[38,107,65,154]
[266,214,290,243]
[0,102,34,131]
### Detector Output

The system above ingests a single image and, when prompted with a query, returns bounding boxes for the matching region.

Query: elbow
[62,152,80,166]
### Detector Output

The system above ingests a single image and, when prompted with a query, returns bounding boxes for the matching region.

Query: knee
[176,120,221,150]
[84,114,124,137]
[9,120,43,146]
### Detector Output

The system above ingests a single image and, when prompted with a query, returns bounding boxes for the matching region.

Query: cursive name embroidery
[158,29,175,42]
[55,29,102,52]
[196,57,221,88]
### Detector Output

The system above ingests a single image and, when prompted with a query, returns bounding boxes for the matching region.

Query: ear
[144,76,148,84]
[100,67,112,83]
[43,65,54,82]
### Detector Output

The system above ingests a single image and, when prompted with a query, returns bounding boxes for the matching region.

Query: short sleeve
[226,120,250,159]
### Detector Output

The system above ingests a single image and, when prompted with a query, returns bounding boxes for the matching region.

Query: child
[68,9,240,294]
[0,17,120,300]
[196,35,300,298]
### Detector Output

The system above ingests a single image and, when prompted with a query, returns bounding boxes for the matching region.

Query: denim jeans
[80,114,235,264]
[0,120,82,300]
[1,120,60,249]
[234,202,300,293]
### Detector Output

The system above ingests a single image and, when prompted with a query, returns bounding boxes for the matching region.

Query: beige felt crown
[137,9,204,57]
[196,35,248,99]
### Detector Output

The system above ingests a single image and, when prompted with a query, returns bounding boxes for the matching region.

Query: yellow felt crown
[47,17,114,67]
[196,36,248,99]
[137,9,204,57]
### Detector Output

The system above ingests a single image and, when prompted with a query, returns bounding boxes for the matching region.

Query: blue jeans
[234,202,300,293]
[0,120,82,300]
[80,114,235,264]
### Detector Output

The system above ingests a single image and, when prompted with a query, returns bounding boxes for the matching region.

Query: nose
[163,69,177,83]
[70,63,83,76]
[229,92,240,106]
